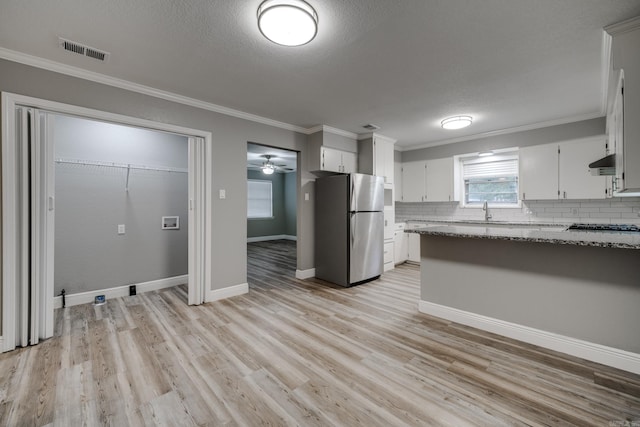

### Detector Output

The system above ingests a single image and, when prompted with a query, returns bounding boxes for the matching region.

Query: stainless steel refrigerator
[315,173,384,287]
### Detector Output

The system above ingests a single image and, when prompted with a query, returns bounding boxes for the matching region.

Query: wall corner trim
[295,268,316,280]
[418,300,640,375]
[206,283,248,302]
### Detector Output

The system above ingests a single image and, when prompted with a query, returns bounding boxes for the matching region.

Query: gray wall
[247,170,297,238]
[401,117,605,162]
[420,234,640,353]
[284,172,297,236]
[0,58,314,308]
[54,115,188,295]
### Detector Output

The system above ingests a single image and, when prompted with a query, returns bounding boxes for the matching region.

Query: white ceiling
[1,1,640,150]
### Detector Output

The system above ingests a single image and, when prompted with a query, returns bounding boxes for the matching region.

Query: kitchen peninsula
[407,222,640,374]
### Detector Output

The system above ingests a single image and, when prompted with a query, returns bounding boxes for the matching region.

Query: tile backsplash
[395,197,640,225]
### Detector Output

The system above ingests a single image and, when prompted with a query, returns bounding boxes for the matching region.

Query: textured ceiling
[1,1,640,149]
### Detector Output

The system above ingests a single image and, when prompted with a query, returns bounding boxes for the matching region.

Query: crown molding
[605,15,640,36]
[357,132,398,144]
[306,124,359,139]
[397,111,603,152]
[0,47,311,134]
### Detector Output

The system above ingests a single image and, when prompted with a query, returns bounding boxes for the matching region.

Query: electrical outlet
[219,189,226,199]
[571,208,579,215]
[118,224,125,235]
[129,285,137,296]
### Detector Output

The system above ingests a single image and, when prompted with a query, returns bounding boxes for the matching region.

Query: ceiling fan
[249,154,291,175]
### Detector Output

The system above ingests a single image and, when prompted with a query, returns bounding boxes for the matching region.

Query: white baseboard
[206,283,248,302]
[0,337,4,352]
[54,275,188,309]
[295,268,315,280]
[418,300,640,375]
[247,234,297,242]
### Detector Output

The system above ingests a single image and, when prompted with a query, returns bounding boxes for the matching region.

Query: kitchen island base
[417,234,640,374]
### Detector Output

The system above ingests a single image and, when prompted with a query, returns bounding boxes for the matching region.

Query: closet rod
[55,158,188,174]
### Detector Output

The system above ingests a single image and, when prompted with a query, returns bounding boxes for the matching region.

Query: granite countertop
[403,221,640,250]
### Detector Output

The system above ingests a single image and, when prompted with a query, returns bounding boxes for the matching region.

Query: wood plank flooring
[1,239,639,426]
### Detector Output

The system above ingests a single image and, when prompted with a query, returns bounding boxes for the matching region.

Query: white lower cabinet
[407,233,420,263]
[383,241,394,272]
[394,223,408,264]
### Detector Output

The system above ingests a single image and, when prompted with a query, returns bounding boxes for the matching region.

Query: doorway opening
[53,114,189,307]
[246,143,298,285]
[1,92,212,352]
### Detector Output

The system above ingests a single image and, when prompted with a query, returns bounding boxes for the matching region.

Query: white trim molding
[54,275,188,309]
[306,125,358,139]
[206,283,248,302]
[295,268,316,280]
[357,132,398,144]
[605,15,640,36]
[418,300,640,375]
[0,47,309,135]
[247,234,297,243]
[398,112,603,152]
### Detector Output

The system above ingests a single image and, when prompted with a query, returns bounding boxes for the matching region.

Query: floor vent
[59,37,110,62]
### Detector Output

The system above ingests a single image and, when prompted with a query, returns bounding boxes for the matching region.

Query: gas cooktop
[567,223,640,233]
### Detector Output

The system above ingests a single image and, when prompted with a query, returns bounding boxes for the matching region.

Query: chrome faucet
[483,201,492,221]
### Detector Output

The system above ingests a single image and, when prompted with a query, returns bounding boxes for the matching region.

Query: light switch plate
[118,224,125,235]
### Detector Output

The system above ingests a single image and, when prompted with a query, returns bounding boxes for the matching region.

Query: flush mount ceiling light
[257,0,318,46]
[441,116,473,130]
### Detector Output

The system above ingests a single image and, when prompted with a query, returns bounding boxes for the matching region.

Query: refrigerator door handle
[350,212,356,249]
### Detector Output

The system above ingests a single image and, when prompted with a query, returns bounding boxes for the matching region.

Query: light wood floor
[1,240,639,426]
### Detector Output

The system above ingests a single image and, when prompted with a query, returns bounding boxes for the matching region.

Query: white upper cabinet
[425,158,454,202]
[400,158,455,202]
[394,161,403,202]
[358,135,395,184]
[401,161,426,202]
[308,128,358,174]
[318,146,356,173]
[520,137,607,201]
[559,137,608,199]
[519,143,559,200]
[609,19,640,194]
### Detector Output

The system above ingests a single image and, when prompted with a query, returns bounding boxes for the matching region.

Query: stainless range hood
[588,153,616,176]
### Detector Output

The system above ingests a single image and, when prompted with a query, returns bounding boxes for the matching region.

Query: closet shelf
[55,158,187,191]
[55,158,188,174]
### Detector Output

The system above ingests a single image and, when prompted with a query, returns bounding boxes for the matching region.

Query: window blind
[247,179,273,218]
[462,157,518,179]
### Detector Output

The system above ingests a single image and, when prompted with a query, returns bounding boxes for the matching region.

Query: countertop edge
[405,227,640,250]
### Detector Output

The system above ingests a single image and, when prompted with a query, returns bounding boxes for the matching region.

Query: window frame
[247,179,274,219]
[459,151,521,209]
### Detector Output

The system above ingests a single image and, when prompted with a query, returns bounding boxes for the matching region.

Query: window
[461,153,519,206]
[247,179,273,219]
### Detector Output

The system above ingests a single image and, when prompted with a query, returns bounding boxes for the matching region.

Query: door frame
[1,92,213,351]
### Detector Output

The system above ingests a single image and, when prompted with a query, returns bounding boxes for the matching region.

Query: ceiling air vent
[58,37,110,62]
[363,123,380,131]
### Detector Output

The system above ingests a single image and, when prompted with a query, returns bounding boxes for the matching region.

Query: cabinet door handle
[522,192,526,200]
[563,191,567,199]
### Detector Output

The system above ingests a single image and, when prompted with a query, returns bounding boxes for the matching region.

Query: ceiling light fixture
[262,155,276,174]
[257,0,318,47]
[441,116,473,130]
